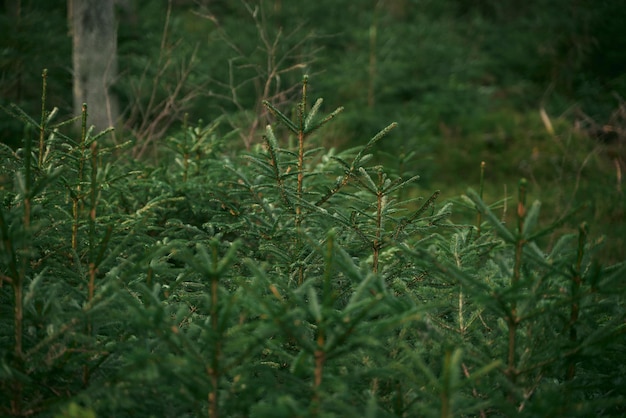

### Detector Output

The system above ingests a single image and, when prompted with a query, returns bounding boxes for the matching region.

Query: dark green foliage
[2,1,625,262]
[0,2,72,149]
[1,75,624,417]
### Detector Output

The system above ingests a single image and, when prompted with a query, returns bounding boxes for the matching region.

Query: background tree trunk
[69,0,119,132]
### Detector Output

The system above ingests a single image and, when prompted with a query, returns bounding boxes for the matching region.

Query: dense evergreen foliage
[1,74,625,417]
[1,1,625,416]
[1,0,625,261]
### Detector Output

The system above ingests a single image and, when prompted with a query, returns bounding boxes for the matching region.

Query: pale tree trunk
[69,0,119,132]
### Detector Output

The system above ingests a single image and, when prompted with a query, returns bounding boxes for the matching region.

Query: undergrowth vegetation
[1,74,625,417]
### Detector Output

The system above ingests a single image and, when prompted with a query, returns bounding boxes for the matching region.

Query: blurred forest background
[1,0,625,261]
